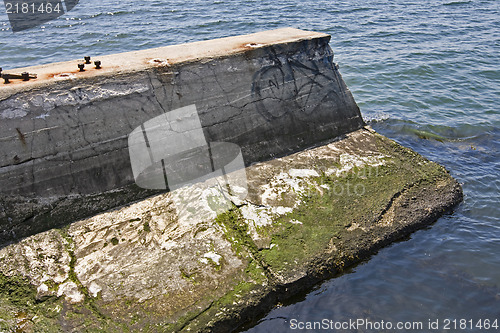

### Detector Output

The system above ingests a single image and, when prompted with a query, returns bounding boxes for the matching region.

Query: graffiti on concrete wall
[251,49,346,122]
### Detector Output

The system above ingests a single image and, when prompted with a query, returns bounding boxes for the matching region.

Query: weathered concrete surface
[0,128,462,332]
[0,28,363,244]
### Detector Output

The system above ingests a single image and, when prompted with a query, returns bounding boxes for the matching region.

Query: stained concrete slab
[0,127,462,332]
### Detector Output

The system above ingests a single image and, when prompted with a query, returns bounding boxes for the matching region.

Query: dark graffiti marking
[251,52,346,122]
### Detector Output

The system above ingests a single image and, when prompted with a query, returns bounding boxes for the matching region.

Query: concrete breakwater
[0,28,363,244]
[0,29,462,332]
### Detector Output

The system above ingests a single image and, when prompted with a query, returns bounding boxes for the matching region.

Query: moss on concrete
[0,273,38,308]
[0,227,125,332]
[215,208,258,258]
[0,272,66,332]
[259,133,453,275]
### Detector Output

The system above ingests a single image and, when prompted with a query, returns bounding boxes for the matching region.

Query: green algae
[214,258,268,308]
[0,273,37,308]
[215,208,258,258]
[0,272,66,332]
[170,258,269,333]
[260,134,452,274]
[406,127,447,142]
[199,132,456,329]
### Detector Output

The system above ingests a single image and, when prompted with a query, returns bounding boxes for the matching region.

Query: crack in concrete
[146,70,169,116]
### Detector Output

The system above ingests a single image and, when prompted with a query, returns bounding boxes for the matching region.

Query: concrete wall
[0,28,363,243]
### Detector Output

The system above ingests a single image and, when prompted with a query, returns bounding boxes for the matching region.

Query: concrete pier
[0,29,462,332]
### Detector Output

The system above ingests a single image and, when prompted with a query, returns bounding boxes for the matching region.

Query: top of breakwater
[0,28,329,98]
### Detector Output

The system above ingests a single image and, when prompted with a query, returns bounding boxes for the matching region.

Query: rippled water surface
[1,0,499,332]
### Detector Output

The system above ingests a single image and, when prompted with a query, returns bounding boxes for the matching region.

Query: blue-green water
[1,0,499,332]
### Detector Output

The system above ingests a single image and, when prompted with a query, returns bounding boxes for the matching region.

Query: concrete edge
[0,27,330,98]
